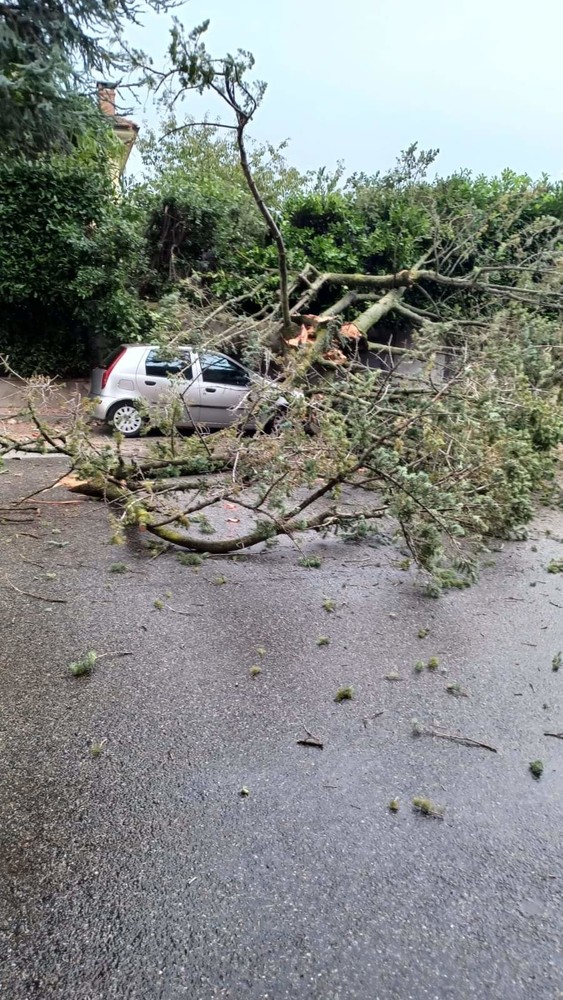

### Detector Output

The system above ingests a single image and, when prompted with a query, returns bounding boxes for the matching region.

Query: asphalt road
[1,457,562,1000]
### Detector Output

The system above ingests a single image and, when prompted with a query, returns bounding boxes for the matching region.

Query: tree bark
[353,288,408,335]
[235,124,293,335]
[307,266,560,307]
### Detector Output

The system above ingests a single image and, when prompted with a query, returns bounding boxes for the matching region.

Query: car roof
[123,344,192,351]
[123,345,238,356]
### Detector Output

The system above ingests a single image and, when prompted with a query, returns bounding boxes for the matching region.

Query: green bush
[0,151,150,376]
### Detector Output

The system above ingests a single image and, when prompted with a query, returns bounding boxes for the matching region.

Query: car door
[191,352,253,427]
[135,348,196,421]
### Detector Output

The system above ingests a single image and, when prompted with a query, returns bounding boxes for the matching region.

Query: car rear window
[103,346,126,368]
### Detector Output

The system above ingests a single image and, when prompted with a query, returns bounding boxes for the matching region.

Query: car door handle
[144,380,156,386]
[204,387,217,393]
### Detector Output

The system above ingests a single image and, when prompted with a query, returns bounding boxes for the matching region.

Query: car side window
[199,353,251,387]
[145,351,193,380]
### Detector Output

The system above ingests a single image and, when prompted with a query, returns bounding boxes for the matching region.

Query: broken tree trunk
[353,288,408,336]
[235,122,293,337]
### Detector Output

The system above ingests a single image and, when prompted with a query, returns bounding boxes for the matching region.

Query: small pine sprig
[412,796,445,818]
[334,686,354,702]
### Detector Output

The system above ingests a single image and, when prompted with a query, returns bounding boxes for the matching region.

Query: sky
[125,0,563,181]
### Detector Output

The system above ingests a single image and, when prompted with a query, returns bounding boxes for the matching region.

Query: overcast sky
[125,0,563,180]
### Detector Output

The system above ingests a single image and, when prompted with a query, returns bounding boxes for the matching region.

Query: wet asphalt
[0,457,562,1000]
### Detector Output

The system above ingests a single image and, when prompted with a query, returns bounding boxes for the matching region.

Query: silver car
[89,344,274,437]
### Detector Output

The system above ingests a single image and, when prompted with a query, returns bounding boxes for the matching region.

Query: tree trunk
[352,289,406,335]
[235,124,293,336]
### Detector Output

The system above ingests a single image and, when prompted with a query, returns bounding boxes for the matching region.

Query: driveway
[0,457,562,999]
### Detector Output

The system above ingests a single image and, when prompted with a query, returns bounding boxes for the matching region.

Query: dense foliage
[135,128,563,324]
[0,137,149,376]
[0,0,174,154]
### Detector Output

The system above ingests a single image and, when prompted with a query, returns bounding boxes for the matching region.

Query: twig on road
[362,710,384,728]
[17,552,46,568]
[1,515,36,523]
[297,725,324,749]
[413,720,497,753]
[96,651,133,661]
[5,580,68,604]
[544,732,563,741]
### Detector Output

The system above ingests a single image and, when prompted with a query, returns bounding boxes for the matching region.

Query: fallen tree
[2,32,562,591]
[2,290,561,594]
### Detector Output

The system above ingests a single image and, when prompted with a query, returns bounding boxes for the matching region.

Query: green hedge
[0,154,149,377]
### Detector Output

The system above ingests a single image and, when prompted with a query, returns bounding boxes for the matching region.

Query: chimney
[97,81,116,116]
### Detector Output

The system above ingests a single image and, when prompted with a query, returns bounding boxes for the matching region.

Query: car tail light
[101,347,126,390]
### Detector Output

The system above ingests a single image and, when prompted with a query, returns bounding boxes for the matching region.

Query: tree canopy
[0,0,173,153]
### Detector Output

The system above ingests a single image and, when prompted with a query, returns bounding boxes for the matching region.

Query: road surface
[1,457,562,999]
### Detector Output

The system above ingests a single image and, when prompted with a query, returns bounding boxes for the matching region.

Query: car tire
[106,401,143,438]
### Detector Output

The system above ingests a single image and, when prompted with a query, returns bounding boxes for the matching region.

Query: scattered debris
[249,665,261,677]
[362,710,384,728]
[414,660,425,673]
[212,575,227,585]
[546,558,563,574]
[6,579,68,604]
[385,671,402,681]
[334,685,354,702]
[446,681,469,698]
[552,652,561,672]
[256,646,267,657]
[427,656,439,671]
[317,635,330,646]
[90,739,107,757]
[153,598,164,610]
[412,719,497,752]
[297,726,324,750]
[298,555,322,569]
[68,649,131,677]
[544,732,563,741]
[109,562,128,573]
[197,515,216,535]
[177,552,203,567]
[412,796,445,819]
[529,760,544,779]
[68,650,98,677]
[239,786,250,797]
[322,598,336,612]
[418,628,430,638]
[46,540,69,548]
[388,798,400,812]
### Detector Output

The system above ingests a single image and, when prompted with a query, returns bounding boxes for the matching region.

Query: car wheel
[107,401,143,438]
